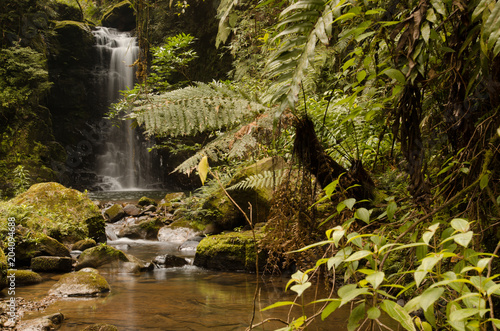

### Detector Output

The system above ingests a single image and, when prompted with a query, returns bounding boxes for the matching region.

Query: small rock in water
[49,268,110,297]
[153,254,187,268]
[178,241,199,252]
[104,204,125,223]
[123,204,141,216]
[15,312,64,330]
[157,226,198,243]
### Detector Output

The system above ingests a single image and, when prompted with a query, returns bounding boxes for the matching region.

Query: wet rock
[49,268,109,297]
[31,256,73,273]
[7,270,42,286]
[178,241,200,252]
[123,204,141,216]
[157,226,198,243]
[194,231,266,272]
[141,205,157,214]
[75,245,150,273]
[72,238,97,251]
[153,254,187,268]
[117,217,162,240]
[15,312,64,330]
[104,204,125,223]
[82,323,119,331]
[138,196,157,207]
[101,0,135,31]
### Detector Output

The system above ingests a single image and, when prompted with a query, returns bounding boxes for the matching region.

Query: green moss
[138,196,157,207]
[8,269,42,285]
[50,269,110,296]
[0,182,104,244]
[194,231,266,272]
[54,20,92,32]
[0,249,7,290]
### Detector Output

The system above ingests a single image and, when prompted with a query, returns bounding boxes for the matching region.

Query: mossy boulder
[76,245,150,272]
[104,204,125,223]
[203,157,285,231]
[138,196,157,207]
[0,182,106,244]
[7,269,42,285]
[12,227,71,266]
[72,238,97,251]
[101,0,135,31]
[31,256,73,273]
[49,268,110,297]
[193,231,266,272]
[82,324,119,331]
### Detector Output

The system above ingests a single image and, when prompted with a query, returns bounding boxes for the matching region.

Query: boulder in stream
[49,268,110,297]
[194,231,266,272]
[31,256,73,273]
[72,238,97,251]
[8,270,43,286]
[15,312,64,330]
[75,244,151,273]
[123,204,141,216]
[157,226,199,243]
[138,196,157,207]
[104,204,125,223]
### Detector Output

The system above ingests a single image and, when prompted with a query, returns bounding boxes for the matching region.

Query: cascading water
[92,27,154,190]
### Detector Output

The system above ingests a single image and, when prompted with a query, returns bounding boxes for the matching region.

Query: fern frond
[131,82,268,137]
[227,170,286,191]
[264,0,345,113]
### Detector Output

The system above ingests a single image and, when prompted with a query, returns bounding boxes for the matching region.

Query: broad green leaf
[366,271,385,289]
[480,173,489,190]
[477,258,491,272]
[291,282,312,296]
[421,22,430,43]
[451,218,470,232]
[487,283,500,297]
[431,0,446,16]
[198,156,209,185]
[321,300,341,320]
[387,201,397,220]
[338,284,370,306]
[419,287,444,311]
[348,303,366,331]
[381,300,416,331]
[334,12,357,23]
[487,318,500,328]
[342,57,356,71]
[331,228,345,247]
[383,68,406,84]
[345,250,373,262]
[415,255,442,287]
[346,232,364,248]
[453,231,473,248]
[344,198,356,210]
[261,301,299,311]
[365,9,385,15]
[422,232,434,245]
[424,305,437,327]
[449,308,490,321]
[355,208,370,224]
[367,306,381,319]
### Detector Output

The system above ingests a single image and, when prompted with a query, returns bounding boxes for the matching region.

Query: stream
[15,238,351,330]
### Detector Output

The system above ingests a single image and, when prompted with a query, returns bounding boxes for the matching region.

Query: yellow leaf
[198,156,209,185]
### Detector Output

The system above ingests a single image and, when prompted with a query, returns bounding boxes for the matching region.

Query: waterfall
[92,27,153,190]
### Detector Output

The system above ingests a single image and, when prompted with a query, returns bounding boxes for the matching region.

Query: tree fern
[130,81,268,137]
[227,170,286,191]
[264,0,345,114]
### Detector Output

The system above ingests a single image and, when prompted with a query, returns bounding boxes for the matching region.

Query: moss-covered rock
[193,231,266,272]
[82,324,119,331]
[12,227,71,266]
[31,256,73,273]
[0,182,106,244]
[101,0,135,31]
[203,157,285,231]
[72,238,97,251]
[138,196,157,207]
[104,204,125,223]
[49,268,110,297]
[76,244,150,273]
[7,269,42,285]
